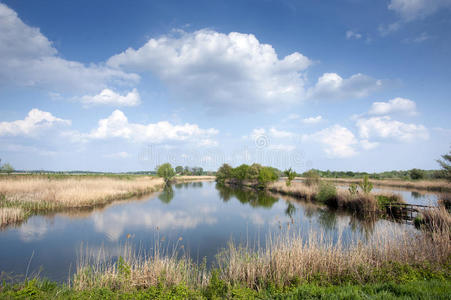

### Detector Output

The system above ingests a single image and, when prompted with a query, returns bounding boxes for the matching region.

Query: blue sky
[0,0,450,172]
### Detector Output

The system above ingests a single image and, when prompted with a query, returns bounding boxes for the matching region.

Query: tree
[437,149,451,181]
[175,166,183,174]
[157,163,175,183]
[283,168,296,186]
[409,168,424,180]
[216,163,233,183]
[1,162,14,174]
[257,166,278,188]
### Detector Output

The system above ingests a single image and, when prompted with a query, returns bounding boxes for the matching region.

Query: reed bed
[269,181,386,214]
[73,240,207,291]
[72,226,451,291]
[0,207,25,227]
[268,181,318,201]
[417,206,451,233]
[216,227,450,289]
[175,176,216,182]
[0,176,165,226]
[297,177,451,192]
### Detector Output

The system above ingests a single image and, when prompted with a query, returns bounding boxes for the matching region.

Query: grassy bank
[296,177,451,193]
[0,175,165,227]
[1,278,450,299]
[1,226,450,299]
[268,181,396,215]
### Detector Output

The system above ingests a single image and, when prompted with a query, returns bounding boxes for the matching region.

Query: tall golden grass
[175,176,216,182]
[0,176,164,210]
[269,181,385,214]
[72,225,450,291]
[0,176,165,227]
[0,207,25,227]
[297,177,451,192]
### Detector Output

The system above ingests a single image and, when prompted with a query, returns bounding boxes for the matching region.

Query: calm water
[0,181,412,282]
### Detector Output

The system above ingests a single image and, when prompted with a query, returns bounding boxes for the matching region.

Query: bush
[409,168,425,180]
[317,182,337,204]
[257,167,279,188]
[156,163,175,183]
[215,164,233,183]
[284,168,296,186]
[304,169,320,186]
[359,175,373,194]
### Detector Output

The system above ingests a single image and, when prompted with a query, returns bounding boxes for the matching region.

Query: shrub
[317,182,337,205]
[257,167,279,188]
[409,168,425,180]
[359,175,373,194]
[215,164,233,183]
[304,169,320,187]
[284,168,296,186]
[348,184,358,196]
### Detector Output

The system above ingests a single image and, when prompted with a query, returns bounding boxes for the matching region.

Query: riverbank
[1,278,449,299]
[0,175,165,227]
[295,177,451,193]
[1,225,449,299]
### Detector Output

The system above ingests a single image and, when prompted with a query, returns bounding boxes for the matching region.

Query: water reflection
[0,181,414,282]
[158,185,175,204]
[216,184,278,208]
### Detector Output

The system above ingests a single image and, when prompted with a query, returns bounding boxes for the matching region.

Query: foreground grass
[0,176,165,227]
[1,278,450,299]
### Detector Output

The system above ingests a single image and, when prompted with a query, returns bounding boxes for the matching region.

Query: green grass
[1,278,450,299]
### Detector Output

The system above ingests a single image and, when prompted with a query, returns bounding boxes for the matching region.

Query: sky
[0,0,450,173]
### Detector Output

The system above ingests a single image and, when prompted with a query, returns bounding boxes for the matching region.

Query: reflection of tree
[215,184,278,208]
[191,182,203,188]
[158,185,174,204]
[303,205,316,219]
[285,203,297,219]
[318,209,337,230]
[411,191,422,199]
[348,214,375,239]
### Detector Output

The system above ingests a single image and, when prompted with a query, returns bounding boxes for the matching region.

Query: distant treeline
[300,169,445,180]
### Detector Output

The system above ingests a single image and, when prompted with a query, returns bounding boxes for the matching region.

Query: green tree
[1,162,14,174]
[257,166,278,188]
[233,164,250,182]
[409,168,425,180]
[157,163,175,183]
[175,166,183,174]
[283,168,296,186]
[437,149,451,181]
[215,163,233,183]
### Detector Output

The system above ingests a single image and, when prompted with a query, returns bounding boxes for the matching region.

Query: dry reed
[72,225,451,291]
[0,176,165,227]
[297,177,451,192]
[0,207,25,227]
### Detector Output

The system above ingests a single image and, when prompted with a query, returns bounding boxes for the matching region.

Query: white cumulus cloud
[388,0,451,22]
[356,116,429,142]
[86,109,218,146]
[369,97,417,115]
[346,30,362,40]
[107,29,311,111]
[0,109,70,137]
[302,115,323,124]
[80,88,141,107]
[307,73,383,100]
[0,3,139,93]
[303,125,358,158]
